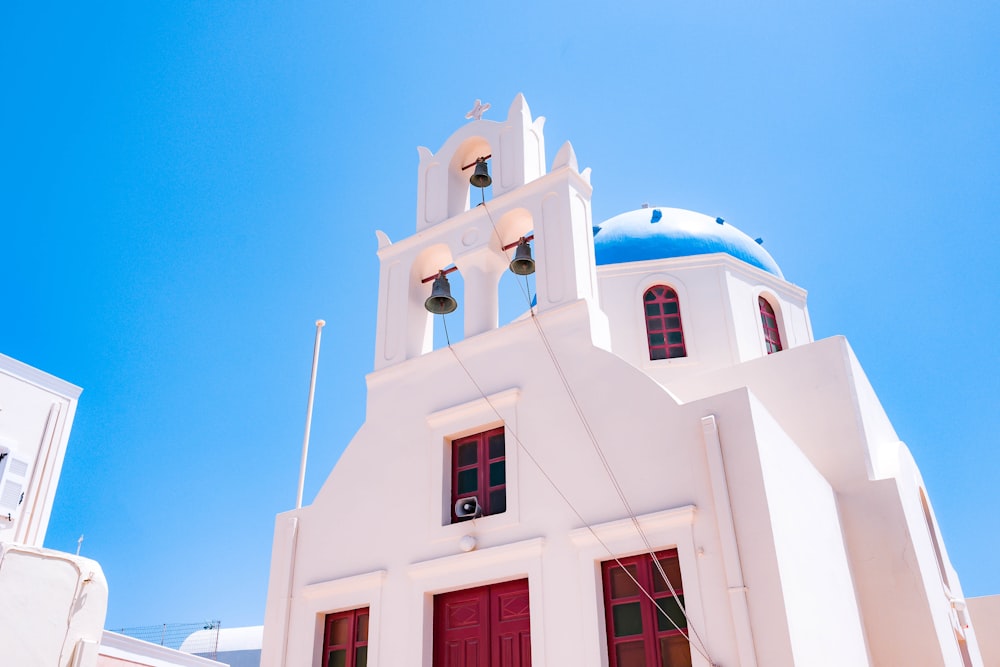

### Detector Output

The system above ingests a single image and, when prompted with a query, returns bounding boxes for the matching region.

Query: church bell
[424,272,458,314]
[509,238,535,275]
[470,158,492,188]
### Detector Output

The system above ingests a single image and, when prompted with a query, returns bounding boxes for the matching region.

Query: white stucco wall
[0,543,108,667]
[595,255,811,385]
[265,299,741,666]
[98,631,228,667]
[968,596,1000,667]
[0,353,81,547]
[746,395,870,666]
[263,296,897,667]
[667,336,986,666]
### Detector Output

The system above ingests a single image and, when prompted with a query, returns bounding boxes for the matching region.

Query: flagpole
[296,319,325,509]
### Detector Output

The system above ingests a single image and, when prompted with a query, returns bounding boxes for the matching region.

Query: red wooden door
[434,579,531,667]
[491,579,531,667]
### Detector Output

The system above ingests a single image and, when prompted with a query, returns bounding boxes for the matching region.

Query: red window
[451,426,506,523]
[434,579,531,667]
[322,607,369,667]
[643,286,686,360]
[758,297,782,354]
[602,550,691,667]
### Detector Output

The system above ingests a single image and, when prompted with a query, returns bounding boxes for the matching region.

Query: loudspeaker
[454,496,482,519]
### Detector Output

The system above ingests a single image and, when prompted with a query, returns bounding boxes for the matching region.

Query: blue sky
[2,1,998,629]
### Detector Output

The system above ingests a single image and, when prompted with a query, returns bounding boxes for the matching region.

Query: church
[260,95,999,666]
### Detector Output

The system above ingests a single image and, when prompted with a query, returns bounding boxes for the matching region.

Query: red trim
[322,607,369,667]
[758,297,782,354]
[451,426,506,523]
[501,234,534,251]
[602,550,691,667]
[461,154,493,170]
[422,266,460,284]
[643,286,687,360]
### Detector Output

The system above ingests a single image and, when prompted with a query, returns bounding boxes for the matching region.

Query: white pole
[296,320,325,509]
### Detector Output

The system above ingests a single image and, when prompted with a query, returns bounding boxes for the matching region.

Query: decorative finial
[465,99,491,121]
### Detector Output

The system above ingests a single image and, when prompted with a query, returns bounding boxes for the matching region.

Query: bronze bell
[470,158,492,188]
[509,238,535,275]
[425,272,458,314]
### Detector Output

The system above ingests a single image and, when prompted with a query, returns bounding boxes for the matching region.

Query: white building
[0,352,82,547]
[0,354,231,667]
[261,95,999,667]
[0,354,111,667]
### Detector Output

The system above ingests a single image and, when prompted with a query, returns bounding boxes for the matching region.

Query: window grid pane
[610,565,640,599]
[451,427,506,523]
[643,286,687,361]
[323,608,370,667]
[759,297,783,354]
[612,601,644,637]
[603,551,691,667]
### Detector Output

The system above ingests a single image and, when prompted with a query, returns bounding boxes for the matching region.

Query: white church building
[251,94,1000,667]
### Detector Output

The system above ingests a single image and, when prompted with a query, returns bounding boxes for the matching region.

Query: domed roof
[593,207,783,277]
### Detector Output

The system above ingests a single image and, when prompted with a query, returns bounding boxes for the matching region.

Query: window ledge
[301,569,387,601]
[569,505,697,548]
[425,387,521,429]
[407,536,545,581]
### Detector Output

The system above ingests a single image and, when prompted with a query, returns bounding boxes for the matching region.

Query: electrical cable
[527,311,712,659]
[471,188,713,662]
[478,187,535,310]
[439,311,716,665]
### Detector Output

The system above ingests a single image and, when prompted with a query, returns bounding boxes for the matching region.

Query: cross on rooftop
[465,99,490,121]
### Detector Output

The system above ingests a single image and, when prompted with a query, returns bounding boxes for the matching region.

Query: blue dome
[593,207,783,277]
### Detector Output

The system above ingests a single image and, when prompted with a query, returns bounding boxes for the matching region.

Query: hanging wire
[467,184,714,662]
[478,189,707,654]
[440,313,451,346]
[440,332,715,665]
[478,187,534,310]
[526,311,711,658]
[440,317,713,661]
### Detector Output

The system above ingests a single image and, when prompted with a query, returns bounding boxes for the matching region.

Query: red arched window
[758,297,782,354]
[643,286,686,360]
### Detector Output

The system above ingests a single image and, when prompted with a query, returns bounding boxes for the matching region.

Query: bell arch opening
[410,244,464,355]
[447,137,494,218]
[494,208,536,328]
[429,270,465,350]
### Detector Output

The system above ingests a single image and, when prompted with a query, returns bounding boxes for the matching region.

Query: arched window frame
[642,284,687,361]
[757,294,783,354]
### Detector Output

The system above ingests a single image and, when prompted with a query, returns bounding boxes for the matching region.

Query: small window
[322,607,369,667]
[433,579,530,667]
[643,286,687,360]
[0,445,29,524]
[451,426,506,523]
[758,297,782,354]
[602,550,691,667]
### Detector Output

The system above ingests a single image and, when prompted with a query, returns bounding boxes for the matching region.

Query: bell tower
[415,95,545,228]
[372,94,600,371]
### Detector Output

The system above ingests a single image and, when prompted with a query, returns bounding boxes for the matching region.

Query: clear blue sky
[2,2,998,629]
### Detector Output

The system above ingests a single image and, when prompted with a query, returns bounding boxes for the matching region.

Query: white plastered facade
[0,356,114,667]
[0,352,82,546]
[0,355,229,667]
[261,96,995,667]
